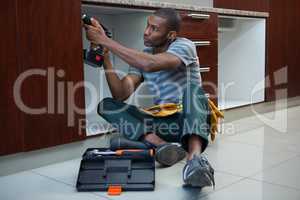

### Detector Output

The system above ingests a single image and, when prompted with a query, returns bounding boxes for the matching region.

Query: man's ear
[168,31,177,42]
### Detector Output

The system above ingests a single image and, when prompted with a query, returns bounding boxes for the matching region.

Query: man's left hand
[83,18,108,45]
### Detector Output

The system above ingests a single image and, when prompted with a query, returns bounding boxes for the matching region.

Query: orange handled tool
[87,149,154,157]
[114,149,154,157]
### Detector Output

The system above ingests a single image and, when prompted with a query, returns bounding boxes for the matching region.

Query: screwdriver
[86,149,154,158]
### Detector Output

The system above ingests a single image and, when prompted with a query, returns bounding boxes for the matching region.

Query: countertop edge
[81,0,269,18]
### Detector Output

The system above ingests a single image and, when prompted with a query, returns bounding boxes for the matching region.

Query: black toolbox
[76,148,155,192]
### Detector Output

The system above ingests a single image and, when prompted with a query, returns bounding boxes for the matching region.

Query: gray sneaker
[183,154,215,188]
[155,143,186,166]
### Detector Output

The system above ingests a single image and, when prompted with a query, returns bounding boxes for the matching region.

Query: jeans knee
[97,97,116,116]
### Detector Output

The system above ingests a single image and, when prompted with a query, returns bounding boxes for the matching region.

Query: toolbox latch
[107,185,122,196]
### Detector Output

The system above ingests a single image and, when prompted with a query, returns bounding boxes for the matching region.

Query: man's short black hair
[153,8,181,32]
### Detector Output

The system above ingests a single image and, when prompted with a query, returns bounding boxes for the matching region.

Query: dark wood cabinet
[286,0,300,98]
[214,0,269,12]
[179,12,218,39]
[196,39,218,67]
[0,0,86,155]
[0,0,24,155]
[179,12,218,105]
[265,0,300,100]
[17,0,86,151]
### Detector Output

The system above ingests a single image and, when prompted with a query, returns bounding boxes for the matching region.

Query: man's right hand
[90,43,98,49]
[84,18,108,46]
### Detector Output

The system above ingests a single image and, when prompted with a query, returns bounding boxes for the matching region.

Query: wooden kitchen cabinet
[214,0,269,12]
[0,0,24,155]
[179,12,218,39]
[0,0,86,155]
[200,65,218,101]
[17,0,86,151]
[179,11,219,105]
[195,39,218,67]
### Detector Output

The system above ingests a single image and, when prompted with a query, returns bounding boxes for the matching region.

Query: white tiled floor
[1,105,300,200]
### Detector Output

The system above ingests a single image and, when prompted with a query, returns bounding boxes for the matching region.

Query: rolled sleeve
[128,66,143,78]
[167,38,199,67]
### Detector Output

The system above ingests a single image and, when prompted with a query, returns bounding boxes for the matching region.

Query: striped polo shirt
[128,37,202,105]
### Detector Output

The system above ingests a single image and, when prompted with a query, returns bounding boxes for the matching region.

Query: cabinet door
[179,12,218,39]
[16,0,86,151]
[0,0,24,155]
[178,12,218,105]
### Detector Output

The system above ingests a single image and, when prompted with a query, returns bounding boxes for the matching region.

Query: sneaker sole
[155,144,186,166]
[184,167,212,188]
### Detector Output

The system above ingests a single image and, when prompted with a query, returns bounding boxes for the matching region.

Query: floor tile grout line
[206,154,300,185]
[246,153,300,179]
[222,99,300,122]
[92,193,114,200]
[212,170,247,178]
[30,170,74,187]
[219,124,265,137]
[29,170,111,200]
[247,177,300,191]
[218,138,300,154]
[200,175,300,200]
[199,177,250,199]
[203,148,300,197]
[216,124,299,141]
[210,133,300,156]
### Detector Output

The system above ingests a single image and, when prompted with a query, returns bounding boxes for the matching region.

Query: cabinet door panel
[195,39,218,67]
[179,11,218,105]
[16,0,86,151]
[214,0,269,12]
[0,0,24,155]
[179,12,218,39]
[201,65,218,105]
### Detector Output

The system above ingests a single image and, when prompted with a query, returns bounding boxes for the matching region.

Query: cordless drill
[82,14,112,67]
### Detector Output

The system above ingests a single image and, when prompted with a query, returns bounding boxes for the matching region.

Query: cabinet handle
[193,41,211,46]
[200,67,210,72]
[187,13,210,19]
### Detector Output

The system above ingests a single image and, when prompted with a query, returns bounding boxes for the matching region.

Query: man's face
[143,15,170,47]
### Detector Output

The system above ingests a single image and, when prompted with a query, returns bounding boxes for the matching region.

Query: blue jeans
[98,83,210,152]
